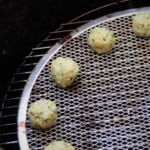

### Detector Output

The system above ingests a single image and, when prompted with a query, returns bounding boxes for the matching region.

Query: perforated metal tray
[18,7,150,150]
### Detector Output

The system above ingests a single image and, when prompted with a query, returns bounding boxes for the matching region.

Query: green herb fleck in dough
[39,112,43,115]
[70,76,73,81]
[92,38,95,42]
[45,119,49,123]
[103,37,106,41]
[48,106,51,109]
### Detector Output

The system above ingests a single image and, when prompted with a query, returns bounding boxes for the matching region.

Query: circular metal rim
[17,7,150,150]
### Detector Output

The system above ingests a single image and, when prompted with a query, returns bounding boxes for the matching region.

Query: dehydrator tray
[18,7,150,150]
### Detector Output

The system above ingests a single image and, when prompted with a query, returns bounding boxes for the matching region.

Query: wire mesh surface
[20,8,150,150]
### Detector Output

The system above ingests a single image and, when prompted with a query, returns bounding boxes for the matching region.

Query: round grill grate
[18,8,150,150]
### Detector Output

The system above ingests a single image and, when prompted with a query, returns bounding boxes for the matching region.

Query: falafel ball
[51,57,79,88]
[28,99,57,130]
[132,12,150,37]
[87,27,116,54]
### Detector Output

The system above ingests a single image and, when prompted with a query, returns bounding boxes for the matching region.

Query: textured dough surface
[87,27,116,54]
[45,141,75,150]
[51,57,79,88]
[132,12,150,37]
[28,99,57,130]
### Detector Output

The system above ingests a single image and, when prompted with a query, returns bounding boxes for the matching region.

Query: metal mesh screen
[26,13,150,149]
